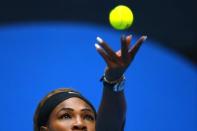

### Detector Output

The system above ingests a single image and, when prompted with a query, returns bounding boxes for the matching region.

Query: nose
[72,116,87,130]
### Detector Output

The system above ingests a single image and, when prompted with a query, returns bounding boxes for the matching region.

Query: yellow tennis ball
[109,5,134,30]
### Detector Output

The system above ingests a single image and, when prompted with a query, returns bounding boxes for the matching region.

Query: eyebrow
[57,107,93,115]
[81,108,93,113]
[57,108,74,115]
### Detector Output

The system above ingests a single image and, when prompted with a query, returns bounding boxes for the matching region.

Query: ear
[40,126,49,131]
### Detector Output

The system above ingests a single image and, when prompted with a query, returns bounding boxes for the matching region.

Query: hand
[95,34,147,81]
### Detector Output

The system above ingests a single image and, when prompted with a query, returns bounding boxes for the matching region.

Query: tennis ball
[109,5,134,30]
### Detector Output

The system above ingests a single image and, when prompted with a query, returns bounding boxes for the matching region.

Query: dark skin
[40,34,146,131]
[40,97,96,131]
[95,35,147,81]
[95,34,147,131]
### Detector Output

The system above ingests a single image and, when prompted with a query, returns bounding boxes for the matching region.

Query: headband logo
[68,91,79,94]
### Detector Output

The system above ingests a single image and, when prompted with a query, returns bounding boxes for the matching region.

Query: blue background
[0,23,196,131]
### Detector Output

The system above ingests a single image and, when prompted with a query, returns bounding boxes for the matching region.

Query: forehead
[53,97,93,112]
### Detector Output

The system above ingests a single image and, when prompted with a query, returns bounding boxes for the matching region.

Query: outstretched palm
[95,35,147,81]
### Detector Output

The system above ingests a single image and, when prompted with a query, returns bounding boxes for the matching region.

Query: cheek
[86,121,96,131]
[49,120,72,131]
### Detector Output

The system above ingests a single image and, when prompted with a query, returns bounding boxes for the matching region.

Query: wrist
[100,74,126,92]
[103,74,125,84]
[104,67,125,82]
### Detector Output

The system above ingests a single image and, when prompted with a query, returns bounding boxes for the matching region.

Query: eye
[60,113,72,120]
[84,114,95,121]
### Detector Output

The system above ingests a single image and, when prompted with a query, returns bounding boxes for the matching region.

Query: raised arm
[95,35,147,131]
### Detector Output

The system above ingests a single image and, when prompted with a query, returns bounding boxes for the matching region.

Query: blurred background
[0,0,196,131]
[0,0,197,64]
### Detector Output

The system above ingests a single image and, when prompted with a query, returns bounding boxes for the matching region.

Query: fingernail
[128,34,132,38]
[95,43,101,49]
[127,34,132,39]
[96,36,103,43]
[143,36,148,41]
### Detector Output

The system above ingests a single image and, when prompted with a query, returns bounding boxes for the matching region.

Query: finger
[121,35,132,62]
[95,43,113,67]
[116,50,121,57]
[128,35,147,60]
[126,35,132,47]
[96,37,119,62]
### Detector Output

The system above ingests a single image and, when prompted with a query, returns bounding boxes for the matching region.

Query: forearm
[96,82,126,131]
[95,34,146,131]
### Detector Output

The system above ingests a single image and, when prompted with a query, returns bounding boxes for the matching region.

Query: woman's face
[42,97,96,131]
